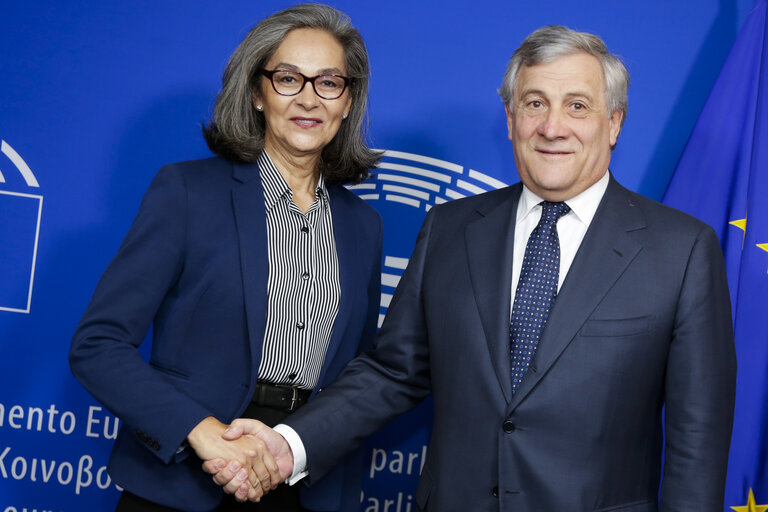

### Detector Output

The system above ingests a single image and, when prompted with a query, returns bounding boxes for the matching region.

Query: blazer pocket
[579,315,654,338]
[149,362,190,380]
[594,499,656,512]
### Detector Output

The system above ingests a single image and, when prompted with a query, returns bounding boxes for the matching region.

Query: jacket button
[502,421,516,433]
[491,486,499,498]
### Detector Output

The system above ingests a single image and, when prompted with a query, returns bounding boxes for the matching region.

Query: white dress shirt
[276,170,611,484]
[511,171,609,309]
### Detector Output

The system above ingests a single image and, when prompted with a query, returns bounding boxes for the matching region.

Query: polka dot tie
[510,201,570,393]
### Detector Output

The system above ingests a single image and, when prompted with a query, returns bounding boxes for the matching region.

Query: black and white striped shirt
[256,151,341,390]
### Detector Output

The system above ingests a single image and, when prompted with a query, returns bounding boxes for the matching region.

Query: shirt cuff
[273,423,308,485]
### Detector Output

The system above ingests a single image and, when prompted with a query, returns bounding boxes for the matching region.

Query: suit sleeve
[286,207,436,482]
[69,165,213,463]
[660,224,736,511]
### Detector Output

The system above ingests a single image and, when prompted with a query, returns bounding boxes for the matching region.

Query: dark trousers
[115,402,310,512]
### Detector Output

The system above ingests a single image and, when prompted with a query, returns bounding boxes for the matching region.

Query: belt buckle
[288,386,299,412]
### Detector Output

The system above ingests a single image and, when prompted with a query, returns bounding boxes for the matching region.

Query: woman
[70,4,382,511]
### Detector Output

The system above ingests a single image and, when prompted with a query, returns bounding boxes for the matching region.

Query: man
[208,25,736,511]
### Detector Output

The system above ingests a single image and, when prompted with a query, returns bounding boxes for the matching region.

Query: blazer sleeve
[69,164,214,464]
[660,223,736,510]
[359,213,383,355]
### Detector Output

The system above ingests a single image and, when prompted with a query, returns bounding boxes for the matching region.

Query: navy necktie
[510,201,571,393]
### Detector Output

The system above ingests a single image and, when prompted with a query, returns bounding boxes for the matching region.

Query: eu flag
[663,0,768,510]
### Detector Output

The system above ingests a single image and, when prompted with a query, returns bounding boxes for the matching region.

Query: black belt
[252,383,311,413]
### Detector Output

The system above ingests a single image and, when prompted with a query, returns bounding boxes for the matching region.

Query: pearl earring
[256,104,263,111]
[342,113,348,119]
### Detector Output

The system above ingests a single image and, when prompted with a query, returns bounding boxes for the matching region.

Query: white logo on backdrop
[348,150,509,326]
[0,139,43,314]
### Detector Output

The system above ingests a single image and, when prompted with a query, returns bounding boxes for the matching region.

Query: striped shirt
[256,151,341,390]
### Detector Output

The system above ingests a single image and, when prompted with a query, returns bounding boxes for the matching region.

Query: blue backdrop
[0,1,756,510]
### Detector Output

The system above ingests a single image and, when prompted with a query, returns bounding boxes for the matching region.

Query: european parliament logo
[0,139,42,313]
[349,150,508,327]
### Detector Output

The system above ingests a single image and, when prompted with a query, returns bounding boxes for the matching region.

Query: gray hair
[499,25,629,133]
[203,3,380,184]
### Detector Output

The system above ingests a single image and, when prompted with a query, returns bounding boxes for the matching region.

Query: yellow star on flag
[730,217,747,247]
[730,218,747,232]
[731,488,768,512]
[758,243,768,274]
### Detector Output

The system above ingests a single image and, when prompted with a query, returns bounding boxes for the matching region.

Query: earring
[342,113,348,119]
[256,104,263,111]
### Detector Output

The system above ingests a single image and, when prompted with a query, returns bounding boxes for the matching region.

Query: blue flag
[663,0,768,510]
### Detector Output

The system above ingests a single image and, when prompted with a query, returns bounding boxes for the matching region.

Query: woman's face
[256,28,352,166]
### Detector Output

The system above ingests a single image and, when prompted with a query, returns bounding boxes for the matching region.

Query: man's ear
[505,104,516,141]
[608,109,623,147]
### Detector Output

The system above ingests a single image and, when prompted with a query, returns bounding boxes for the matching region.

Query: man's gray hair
[203,3,380,184]
[499,25,629,130]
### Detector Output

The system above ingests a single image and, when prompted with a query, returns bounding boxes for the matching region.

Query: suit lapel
[466,184,521,403]
[231,161,270,389]
[315,186,357,388]
[509,177,646,409]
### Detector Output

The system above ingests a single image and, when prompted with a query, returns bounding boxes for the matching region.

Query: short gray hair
[203,3,380,184]
[499,25,629,132]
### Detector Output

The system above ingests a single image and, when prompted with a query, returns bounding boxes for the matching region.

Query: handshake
[187,416,295,503]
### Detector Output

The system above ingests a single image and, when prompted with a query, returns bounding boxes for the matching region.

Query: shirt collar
[257,151,329,212]
[517,170,610,227]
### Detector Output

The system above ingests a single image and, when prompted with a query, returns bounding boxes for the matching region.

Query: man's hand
[202,419,294,502]
[187,416,281,502]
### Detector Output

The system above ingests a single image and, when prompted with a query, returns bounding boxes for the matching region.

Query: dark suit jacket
[70,157,382,511]
[285,176,736,512]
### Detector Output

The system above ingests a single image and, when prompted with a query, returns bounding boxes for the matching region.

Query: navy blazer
[70,157,382,511]
[285,176,736,512]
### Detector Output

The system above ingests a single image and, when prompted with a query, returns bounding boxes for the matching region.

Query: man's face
[506,52,623,201]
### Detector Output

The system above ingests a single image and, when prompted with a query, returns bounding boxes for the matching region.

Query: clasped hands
[187,417,293,502]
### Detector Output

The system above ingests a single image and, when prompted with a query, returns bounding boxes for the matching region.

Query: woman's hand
[201,419,294,502]
[188,416,282,502]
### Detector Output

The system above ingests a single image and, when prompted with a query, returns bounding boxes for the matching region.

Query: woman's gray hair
[499,25,629,132]
[203,3,380,184]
